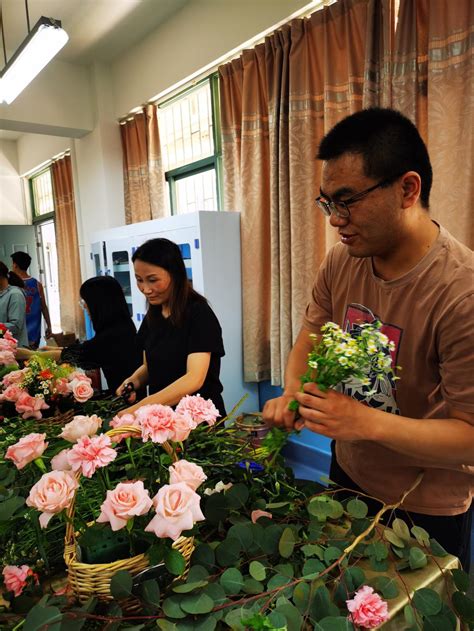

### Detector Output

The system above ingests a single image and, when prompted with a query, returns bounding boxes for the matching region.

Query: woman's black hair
[80,276,132,333]
[0,261,25,288]
[132,238,206,327]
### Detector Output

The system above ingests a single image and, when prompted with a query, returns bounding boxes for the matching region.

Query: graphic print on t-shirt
[340,303,402,415]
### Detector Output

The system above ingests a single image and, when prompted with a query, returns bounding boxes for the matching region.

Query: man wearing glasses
[263,108,473,570]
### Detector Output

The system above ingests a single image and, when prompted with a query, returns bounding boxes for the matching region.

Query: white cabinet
[90,211,258,413]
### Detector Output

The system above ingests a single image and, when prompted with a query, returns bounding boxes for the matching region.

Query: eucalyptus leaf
[162,595,187,619]
[173,580,209,594]
[383,528,405,548]
[243,578,264,594]
[179,592,215,615]
[318,617,354,630]
[220,567,244,595]
[110,570,133,600]
[293,582,311,613]
[23,604,63,631]
[451,568,470,593]
[346,499,368,519]
[411,525,431,547]
[409,547,428,570]
[275,602,302,631]
[191,544,216,571]
[412,588,442,616]
[249,560,266,581]
[228,523,253,550]
[392,518,411,541]
[139,578,161,607]
[165,549,186,576]
[429,538,448,557]
[452,591,474,623]
[279,527,296,558]
[215,537,241,567]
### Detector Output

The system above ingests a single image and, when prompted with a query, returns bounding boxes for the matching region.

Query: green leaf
[215,537,241,567]
[226,483,249,509]
[365,541,388,561]
[429,538,448,557]
[0,496,25,521]
[110,570,134,600]
[249,560,266,581]
[267,574,293,598]
[308,497,330,521]
[274,563,294,578]
[293,582,310,613]
[323,546,342,565]
[422,612,456,631]
[186,565,209,583]
[279,527,296,558]
[383,528,405,548]
[392,518,411,541]
[404,604,417,627]
[301,543,324,558]
[411,525,430,547]
[371,575,399,599]
[452,591,474,623]
[349,518,370,536]
[412,588,442,616]
[173,580,209,593]
[147,542,166,565]
[327,499,344,519]
[318,617,354,630]
[162,595,187,619]
[191,544,216,572]
[204,492,231,524]
[139,578,160,608]
[302,559,324,579]
[203,582,227,606]
[261,524,284,555]
[165,549,186,576]
[157,623,178,631]
[275,602,302,631]
[451,568,470,593]
[267,611,287,628]
[243,578,264,594]
[346,499,368,519]
[409,547,428,570]
[220,567,244,595]
[228,523,253,550]
[344,567,365,591]
[310,585,340,622]
[180,592,215,615]
[24,604,63,631]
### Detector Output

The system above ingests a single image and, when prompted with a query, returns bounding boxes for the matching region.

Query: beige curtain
[51,155,84,338]
[120,104,168,224]
[220,0,392,384]
[394,0,473,247]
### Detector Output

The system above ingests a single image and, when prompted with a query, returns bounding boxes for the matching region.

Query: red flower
[39,369,54,380]
[0,323,7,333]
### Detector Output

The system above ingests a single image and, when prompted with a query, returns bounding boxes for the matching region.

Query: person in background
[10,251,52,348]
[262,108,473,570]
[20,276,142,394]
[116,238,226,418]
[0,261,28,347]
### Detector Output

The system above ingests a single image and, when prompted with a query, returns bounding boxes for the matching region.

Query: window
[158,75,222,215]
[30,168,55,219]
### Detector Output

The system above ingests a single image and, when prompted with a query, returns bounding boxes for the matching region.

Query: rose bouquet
[0,354,94,420]
[289,320,399,410]
[0,324,18,379]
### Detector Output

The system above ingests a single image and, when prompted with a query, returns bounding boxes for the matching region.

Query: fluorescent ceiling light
[0,17,68,105]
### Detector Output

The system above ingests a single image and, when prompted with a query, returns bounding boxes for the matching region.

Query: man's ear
[400,171,421,209]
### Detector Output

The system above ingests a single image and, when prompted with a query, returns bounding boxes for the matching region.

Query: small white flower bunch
[289,320,399,410]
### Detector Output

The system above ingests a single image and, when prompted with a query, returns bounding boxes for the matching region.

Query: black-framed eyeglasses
[315,174,403,219]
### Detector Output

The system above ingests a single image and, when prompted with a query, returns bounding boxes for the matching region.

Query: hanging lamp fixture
[0,0,68,104]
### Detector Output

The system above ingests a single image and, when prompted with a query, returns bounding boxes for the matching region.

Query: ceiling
[0,0,189,65]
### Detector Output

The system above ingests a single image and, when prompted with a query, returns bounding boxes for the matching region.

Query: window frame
[29,166,55,223]
[159,73,223,215]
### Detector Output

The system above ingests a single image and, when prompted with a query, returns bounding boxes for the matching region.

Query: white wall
[112,0,310,116]
[17,135,71,176]
[0,140,25,224]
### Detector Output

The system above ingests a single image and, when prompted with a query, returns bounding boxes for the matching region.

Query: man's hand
[295,382,376,441]
[262,394,300,432]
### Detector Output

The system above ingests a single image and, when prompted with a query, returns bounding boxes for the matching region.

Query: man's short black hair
[317,108,433,208]
[11,251,32,271]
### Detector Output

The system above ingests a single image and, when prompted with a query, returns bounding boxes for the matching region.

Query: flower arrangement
[0,325,18,378]
[0,354,94,419]
[289,320,398,410]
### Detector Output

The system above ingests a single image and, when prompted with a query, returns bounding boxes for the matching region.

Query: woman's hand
[116,378,139,403]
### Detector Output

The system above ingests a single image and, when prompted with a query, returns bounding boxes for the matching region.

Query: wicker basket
[39,407,76,435]
[64,425,195,605]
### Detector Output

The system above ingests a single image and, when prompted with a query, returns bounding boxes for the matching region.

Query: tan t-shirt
[303,224,474,515]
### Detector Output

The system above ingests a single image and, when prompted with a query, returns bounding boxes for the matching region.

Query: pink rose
[169,460,207,491]
[0,384,23,402]
[2,565,30,596]
[145,482,205,541]
[68,379,94,403]
[5,433,48,470]
[0,350,16,366]
[68,370,90,382]
[54,377,70,395]
[97,481,153,531]
[346,585,389,629]
[109,413,140,442]
[169,414,194,442]
[2,369,26,385]
[175,395,220,427]
[3,330,17,345]
[26,471,79,528]
[67,434,117,478]
[60,414,102,443]
[136,404,175,443]
[15,392,49,420]
[251,510,273,523]
[51,449,72,471]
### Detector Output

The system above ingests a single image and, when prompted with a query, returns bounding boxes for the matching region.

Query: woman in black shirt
[116,238,226,417]
[23,276,142,394]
